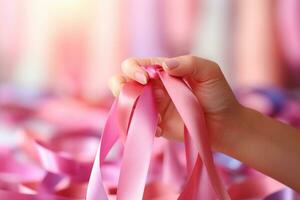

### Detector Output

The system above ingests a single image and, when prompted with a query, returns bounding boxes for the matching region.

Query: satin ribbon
[0,127,100,200]
[1,69,299,199]
[86,65,229,200]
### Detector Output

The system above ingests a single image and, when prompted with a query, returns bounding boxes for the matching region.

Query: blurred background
[1,0,299,102]
[0,0,300,198]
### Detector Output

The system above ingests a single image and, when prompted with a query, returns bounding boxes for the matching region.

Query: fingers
[113,55,226,103]
[158,102,184,141]
[162,55,224,82]
[155,126,163,137]
[121,55,224,84]
[121,55,223,85]
[108,75,127,96]
[121,57,165,84]
[109,74,166,138]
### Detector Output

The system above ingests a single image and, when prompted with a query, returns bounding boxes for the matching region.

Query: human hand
[109,55,243,151]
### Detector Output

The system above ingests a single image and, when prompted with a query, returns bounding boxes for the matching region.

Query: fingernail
[163,59,179,70]
[154,89,165,99]
[155,127,163,137]
[134,71,148,84]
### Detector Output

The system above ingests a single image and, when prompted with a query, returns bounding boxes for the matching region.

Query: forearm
[221,106,300,191]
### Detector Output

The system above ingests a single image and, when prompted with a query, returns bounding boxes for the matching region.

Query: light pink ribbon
[86,65,229,200]
[1,67,297,199]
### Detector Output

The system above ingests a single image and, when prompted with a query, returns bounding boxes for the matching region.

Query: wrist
[212,104,254,154]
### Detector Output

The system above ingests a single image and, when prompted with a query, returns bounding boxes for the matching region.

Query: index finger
[121,57,166,84]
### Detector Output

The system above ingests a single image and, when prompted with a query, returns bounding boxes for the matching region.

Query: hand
[109,55,243,151]
[110,55,300,191]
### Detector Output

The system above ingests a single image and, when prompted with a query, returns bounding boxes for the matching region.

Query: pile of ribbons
[0,67,300,199]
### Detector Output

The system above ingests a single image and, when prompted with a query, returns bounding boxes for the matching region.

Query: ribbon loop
[86,65,230,200]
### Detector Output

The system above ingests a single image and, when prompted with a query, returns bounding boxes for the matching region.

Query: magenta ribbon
[86,65,229,200]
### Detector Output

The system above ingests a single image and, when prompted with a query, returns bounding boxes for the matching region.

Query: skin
[109,55,300,192]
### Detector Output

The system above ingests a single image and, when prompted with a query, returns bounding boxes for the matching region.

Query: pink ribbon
[86,65,229,200]
[0,66,298,199]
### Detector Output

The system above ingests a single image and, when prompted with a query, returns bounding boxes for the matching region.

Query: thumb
[162,56,237,113]
[162,55,223,83]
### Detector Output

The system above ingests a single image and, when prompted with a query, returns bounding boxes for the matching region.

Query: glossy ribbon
[86,65,229,200]
[1,68,299,199]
